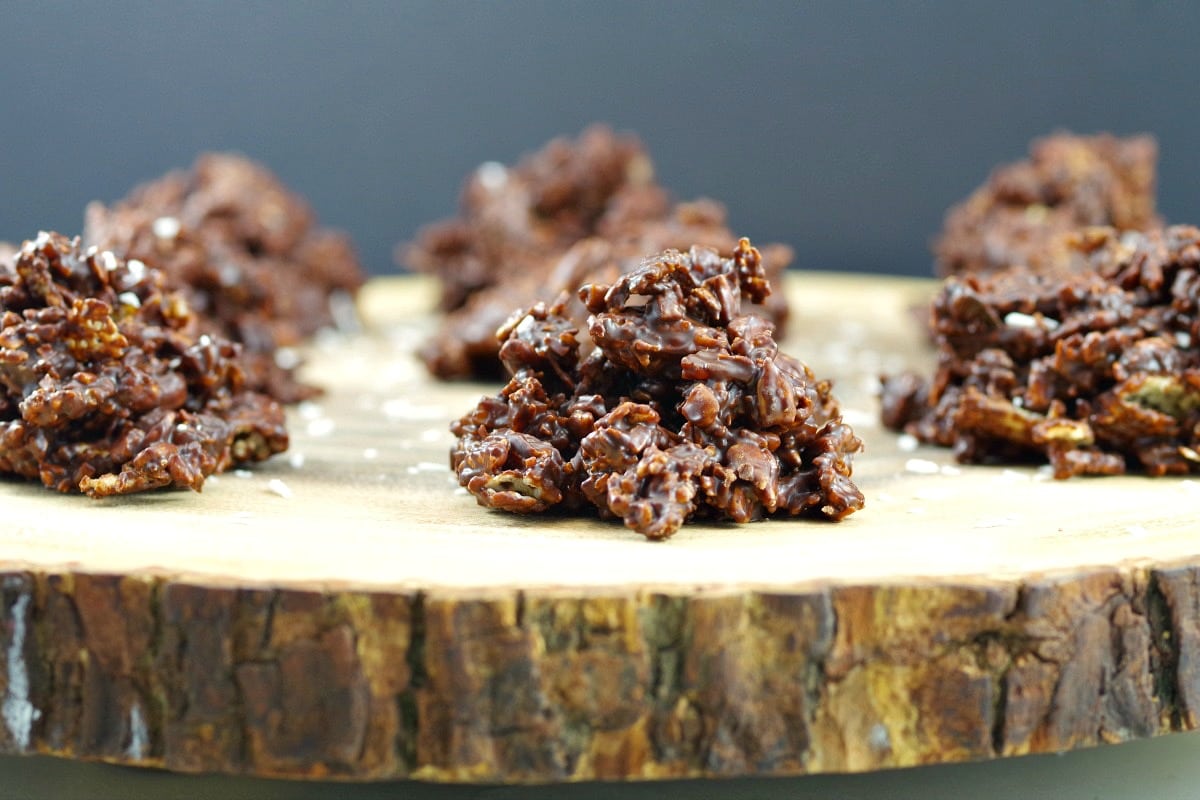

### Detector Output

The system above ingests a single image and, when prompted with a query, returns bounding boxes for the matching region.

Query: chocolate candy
[883,226,1200,478]
[452,238,863,539]
[403,126,792,380]
[935,132,1160,279]
[0,232,287,496]
[84,153,365,402]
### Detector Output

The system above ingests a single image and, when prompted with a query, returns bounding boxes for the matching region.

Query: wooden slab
[2,273,1199,782]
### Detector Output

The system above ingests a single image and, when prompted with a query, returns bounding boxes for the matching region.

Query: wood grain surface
[2,273,1199,783]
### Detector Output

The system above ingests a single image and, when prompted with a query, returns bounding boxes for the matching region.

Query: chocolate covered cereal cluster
[0,232,287,496]
[85,153,365,401]
[883,226,1200,478]
[935,132,1160,279]
[404,125,792,379]
[452,238,863,539]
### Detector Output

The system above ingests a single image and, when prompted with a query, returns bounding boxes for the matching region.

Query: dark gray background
[1,2,1196,278]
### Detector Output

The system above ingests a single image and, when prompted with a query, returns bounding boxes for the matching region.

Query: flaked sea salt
[997,469,1029,483]
[477,161,508,191]
[152,216,180,240]
[274,347,302,370]
[297,401,324,420]
[1004,311,1059,330]
[904,458,940,475]
[306,417,336,437]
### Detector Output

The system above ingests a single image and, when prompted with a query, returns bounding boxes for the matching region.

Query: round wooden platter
[2,273,1200,784]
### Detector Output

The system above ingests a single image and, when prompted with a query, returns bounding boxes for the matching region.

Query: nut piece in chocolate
[934,132,1160,279]
[0,232,288,497]
[84,153,365,402]
[452,238,864,539]
[402,125,793,380]
[882,225,1200,478]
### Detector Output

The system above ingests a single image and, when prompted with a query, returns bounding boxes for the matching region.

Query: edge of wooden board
[2,558,1198,782]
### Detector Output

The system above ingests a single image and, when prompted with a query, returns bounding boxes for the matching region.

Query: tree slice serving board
[2,273,1200,783]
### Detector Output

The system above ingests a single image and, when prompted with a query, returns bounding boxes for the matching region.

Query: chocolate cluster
[0,232,287,496]
[883,226,1200,478]
[452,239,863,539]
[403,126,792,379]
[935,132,1160,279]
[85,153,365,401]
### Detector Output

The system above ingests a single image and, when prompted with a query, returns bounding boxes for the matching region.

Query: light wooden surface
[1,273,1195,589]
[2,273,1199,783]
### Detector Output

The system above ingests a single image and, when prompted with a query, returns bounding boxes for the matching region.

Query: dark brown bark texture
[1,566,1197,782]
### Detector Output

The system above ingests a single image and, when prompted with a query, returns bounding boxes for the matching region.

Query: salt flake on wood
[306,417,336,437]
[904,458,940,475]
